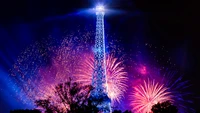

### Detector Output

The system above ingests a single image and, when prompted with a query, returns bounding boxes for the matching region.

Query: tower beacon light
[96,5,105,12]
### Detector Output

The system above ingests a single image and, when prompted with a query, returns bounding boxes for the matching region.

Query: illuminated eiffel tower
[89,5,111,113]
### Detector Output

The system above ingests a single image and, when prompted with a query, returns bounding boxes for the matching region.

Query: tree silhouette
[123,110,132,113]
[112,110,132,113]
[151,100,178,113]
[35,78,99,113]
[10,109,41,113]
[35,78,132,113]
[112,110,122,113]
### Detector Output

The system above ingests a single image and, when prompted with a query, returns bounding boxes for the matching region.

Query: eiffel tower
[89,5,111,113]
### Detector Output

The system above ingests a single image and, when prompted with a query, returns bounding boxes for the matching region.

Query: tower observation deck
[89,5,111,113]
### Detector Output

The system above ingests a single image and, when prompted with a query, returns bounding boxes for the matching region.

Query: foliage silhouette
[151,100,178,113]
[35,78,132,113]
[112,110,132,113]
[123,110,132,113]
[10,109,41,113]
[112,110,122,113]
[35,78,100,113]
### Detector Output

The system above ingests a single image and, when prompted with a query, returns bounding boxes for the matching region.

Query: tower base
[89,93,111,113]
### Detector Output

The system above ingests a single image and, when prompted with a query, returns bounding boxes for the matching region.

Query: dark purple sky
[0,0,199,112]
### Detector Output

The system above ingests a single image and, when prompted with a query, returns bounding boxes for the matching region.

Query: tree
[35,78,99,113]
[10,109,41,113]
[151,101,178,113]
[112,110,122,113]
[112,110,132,113]
[123,110,132,113]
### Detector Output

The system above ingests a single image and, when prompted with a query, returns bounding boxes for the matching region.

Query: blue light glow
[96,5,105,12]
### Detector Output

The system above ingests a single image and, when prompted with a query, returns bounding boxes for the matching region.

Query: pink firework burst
[75,53,128,103]
[130,79,172,113]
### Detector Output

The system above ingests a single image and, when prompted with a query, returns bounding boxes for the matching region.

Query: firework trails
[8,8,193,111]
[10,36,193,112]
[130,79,172,113]
[75,53,128,104]
[10,33,128,106]
[10,36,91,104]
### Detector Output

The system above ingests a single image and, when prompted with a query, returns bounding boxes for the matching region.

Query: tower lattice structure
[90,6,111,113]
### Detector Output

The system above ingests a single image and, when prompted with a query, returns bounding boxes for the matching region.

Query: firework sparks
[130,79,172,113]
[75,53,128,104]
[10,35,92,104]
[162,71,195,113]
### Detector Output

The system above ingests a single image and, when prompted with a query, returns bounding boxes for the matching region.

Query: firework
[10,35,92,104]
[162,71,195,113]
[130,79,172,113]
[10,32,127,106]
[75,53,128,103]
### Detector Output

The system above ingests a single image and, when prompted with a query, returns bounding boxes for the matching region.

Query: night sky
[0,0,199,112]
